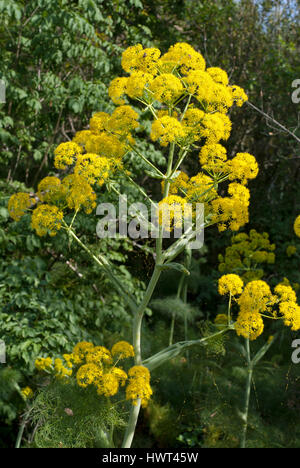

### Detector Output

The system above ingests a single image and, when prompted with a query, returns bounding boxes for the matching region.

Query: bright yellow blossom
[8,193,32,221]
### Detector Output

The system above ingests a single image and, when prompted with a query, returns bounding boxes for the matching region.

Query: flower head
[218,274,244,297]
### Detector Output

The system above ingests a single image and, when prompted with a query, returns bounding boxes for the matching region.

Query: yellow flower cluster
[218,274,244,297]
[211,183,250,232]
[54,358,72,380]
[54,142,83,170]
[186,173,217,204]
[218,230,276,282]
[226,153,259,185]
[158,195,187,231]
[35,356,72,380]
[150,73,183,104]
[235,280,276,340]
[108,43,254,233]
[294,215,300,238]
[8,192,32,221]
[31,204,63,237]
[111,341,135,359]
[279,301,300,331]
[199,144,227,174]
[34,341,152,406]
[21,386,34,400]
[9,100,139,236]
[37,177,62,203]
[286,245,297,257]
[125,365,153,408]
[35,357,53,371]
[8,43,256,238]
[162,171,189,195]
[151,115,186,147]
[218,276,300,340]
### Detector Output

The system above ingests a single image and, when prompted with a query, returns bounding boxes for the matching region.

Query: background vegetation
[1,0,300,448]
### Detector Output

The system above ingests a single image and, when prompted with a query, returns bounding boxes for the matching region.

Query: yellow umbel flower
[207,67,229,86]
[63,354,75,369]
[72,341,94,364]
[218,230,276,281]
[85,346,113,365]
[235,310,264,340]
[37,176,64,203]
[211,183,250,232]
[62,174,96,214]
[97,372,119,397]
[54,141,83,170]
[35,357,53,371]
[162,171,189,195]
[158,195,187,231]
[238,280,275,315]
[126,71,153,99]
[21,386,34,400]
[294,215,300,238]
[186,172,217,203]
[227,153,259,185]
[184,70,214,103]
[149,73,184,104]
[126,365,152,408]
[181,108,206,142]
[230,85,248,107]
[85,132,126,159]
[31,204,63,237]
[208,83,234,113]
[199,144,228,173]
[111,341,135,360]
[121,44,161,75]
[108,77,128,105]
[106,105,139,135]
[74,153,111,186]
[218,274,244,297]
[111,367,128,386]
[279,301,300,331]
[76,363,102,388]
[8,192,32,221]
[72,129,92,147]
[54,358,72,380]
[286,245,297,257]
[89,112,110,134]
[160,42,206,75]
[151,116,186,147]
[201,112,232,144]
[274,284,297,303]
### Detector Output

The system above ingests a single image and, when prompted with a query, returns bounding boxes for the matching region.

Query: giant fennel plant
[8,42,300,448]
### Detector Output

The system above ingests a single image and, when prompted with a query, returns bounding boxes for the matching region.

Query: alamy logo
[291,339,300,364]
[291,79,300,104]
[96,195,204,249]
[0,340,6,364]
[0,80,5,104]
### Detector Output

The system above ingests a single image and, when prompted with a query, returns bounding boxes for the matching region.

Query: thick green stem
[169,271,185,346]
[122,400,141,448]
[122,130,176,449]
[133,266,162,364]
[228,292,232,326]
[240,339,252,449]
[239,334,277,448]
[182,248,192,358]
[15,419,26,448]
